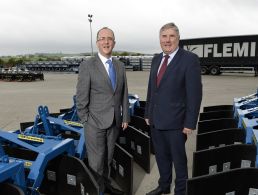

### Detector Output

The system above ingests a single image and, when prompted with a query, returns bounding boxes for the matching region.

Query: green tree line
[0,56,62,68]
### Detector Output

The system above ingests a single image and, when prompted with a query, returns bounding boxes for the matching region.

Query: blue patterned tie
[106,59,116,90]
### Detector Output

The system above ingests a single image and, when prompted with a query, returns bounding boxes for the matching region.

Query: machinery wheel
[210,66,220,75]
[0,183,25,195]
[57,155,99,195]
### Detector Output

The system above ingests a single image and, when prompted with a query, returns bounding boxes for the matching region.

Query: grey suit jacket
[76,55,129,129]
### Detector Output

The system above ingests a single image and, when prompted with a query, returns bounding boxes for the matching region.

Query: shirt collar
[98,53,112,65]
[163,47,179,59]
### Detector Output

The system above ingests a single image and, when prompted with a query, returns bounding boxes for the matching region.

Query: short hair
[159,22,180,37]
[96,27,115,41]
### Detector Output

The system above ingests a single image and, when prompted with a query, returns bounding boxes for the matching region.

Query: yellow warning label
[253,135,257,144]
[24,161,32,167]
[18,134,44,143]
[64,120,83,127]
[242,121,246,129]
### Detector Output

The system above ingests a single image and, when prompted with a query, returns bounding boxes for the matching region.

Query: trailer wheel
[210,66,220,75]
[201,66,209,75]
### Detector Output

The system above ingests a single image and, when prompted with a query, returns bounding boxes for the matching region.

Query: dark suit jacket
[145,48,202,130]
[76,55,129,129]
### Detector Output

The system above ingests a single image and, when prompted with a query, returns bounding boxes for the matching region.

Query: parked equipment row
[187,88,258,195]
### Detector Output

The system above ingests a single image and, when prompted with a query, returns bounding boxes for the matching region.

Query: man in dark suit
[76,27,129,194]
[145,22,202,195]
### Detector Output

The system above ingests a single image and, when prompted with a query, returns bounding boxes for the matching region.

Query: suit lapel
[157,48,183,87]
[153,54,163,89]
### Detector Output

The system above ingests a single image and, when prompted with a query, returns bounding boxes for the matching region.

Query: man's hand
[183,127,193,135]
[145,118,150,125]
[122,122,128,130]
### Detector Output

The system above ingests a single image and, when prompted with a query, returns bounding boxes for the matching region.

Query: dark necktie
[157,55,169,87]
[106,59,116,90]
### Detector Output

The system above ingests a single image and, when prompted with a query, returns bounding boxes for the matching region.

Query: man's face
[160,28,179,54]
[96,29,115,58]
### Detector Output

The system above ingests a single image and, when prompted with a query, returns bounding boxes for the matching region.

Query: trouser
[84,122,119,191]
[151,127,188,195]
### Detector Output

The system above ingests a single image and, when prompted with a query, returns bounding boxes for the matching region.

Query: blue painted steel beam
[0,130,75,194]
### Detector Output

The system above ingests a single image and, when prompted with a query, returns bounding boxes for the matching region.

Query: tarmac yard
[0,71,257,194]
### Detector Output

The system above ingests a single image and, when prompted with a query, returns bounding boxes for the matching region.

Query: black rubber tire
[210,66,220,75]
[0,183,25,195]
[201,66,209,75]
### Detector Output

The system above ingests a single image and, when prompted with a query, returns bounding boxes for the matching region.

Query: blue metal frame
[0,130,75,194]
[236,107,258,143]
[0,144,26,191]
[24,105,86,159]
[241,118,258,166]
[233,89,258,103]
[233,89,258,166]
[233,88,258,116]
[233,97,258,116]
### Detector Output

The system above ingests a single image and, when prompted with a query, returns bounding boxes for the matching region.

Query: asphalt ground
[0,71,257,194]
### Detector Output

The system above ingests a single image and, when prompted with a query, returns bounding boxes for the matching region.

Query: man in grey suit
[76,27,129,194]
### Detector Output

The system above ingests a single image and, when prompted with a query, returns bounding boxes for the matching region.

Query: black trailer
[179,35,258,76]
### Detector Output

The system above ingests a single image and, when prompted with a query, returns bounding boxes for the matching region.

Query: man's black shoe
[104,182,124,195]
[146,186,170,195]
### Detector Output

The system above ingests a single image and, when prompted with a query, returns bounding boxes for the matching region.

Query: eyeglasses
[97,37,114,42]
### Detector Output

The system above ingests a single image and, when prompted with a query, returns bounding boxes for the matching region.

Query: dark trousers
[151,127,188,195]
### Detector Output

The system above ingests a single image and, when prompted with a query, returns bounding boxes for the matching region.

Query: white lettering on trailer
[233,42,248,57]
[251,42,256,57]
[204,44,213,57]
[213,44,222,57]
[183,42,256,58]
[223,43,233,57]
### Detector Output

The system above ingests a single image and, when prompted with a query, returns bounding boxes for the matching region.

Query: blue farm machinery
[0,95,150,195]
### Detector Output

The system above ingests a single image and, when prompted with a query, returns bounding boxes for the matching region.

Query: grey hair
[96,27,115,41]
[159,22,180,37]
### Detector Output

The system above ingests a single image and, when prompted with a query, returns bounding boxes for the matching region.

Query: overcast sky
[1,0,258,56]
